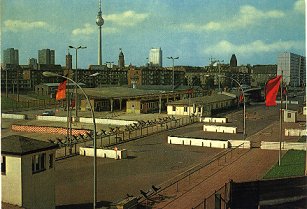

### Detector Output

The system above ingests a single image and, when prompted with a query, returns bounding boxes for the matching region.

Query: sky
[1,0,305,68]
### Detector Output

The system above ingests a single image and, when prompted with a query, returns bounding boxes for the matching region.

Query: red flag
[265,76,282,106]
[239,94,244,103]
[56,80,67,101]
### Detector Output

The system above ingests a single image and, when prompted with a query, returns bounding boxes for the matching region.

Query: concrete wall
[80,147,128,159]
[36,115,137,126]
[200,117,228,123]
[228,140,251,149]
[285,129,307,136]
[2,156,22,206]
[203,125,237,133]
[260,141,306,151]
[22,150,56,209]
[2,113,27,120]
[12,124,90,136]
[80,118,137,126]
[167,136,229,149]
[36,115,67,122]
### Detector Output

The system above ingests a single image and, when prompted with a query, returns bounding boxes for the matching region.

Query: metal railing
[137,143,250,209]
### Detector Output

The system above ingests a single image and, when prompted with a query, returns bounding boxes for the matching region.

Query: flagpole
[279,71,283,166]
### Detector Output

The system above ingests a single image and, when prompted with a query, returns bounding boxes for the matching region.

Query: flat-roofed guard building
[1,135,58,209]
[79,86,208,114]
[167,93,237,117]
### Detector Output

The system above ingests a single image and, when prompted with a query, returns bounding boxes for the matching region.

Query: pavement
[1,102,306,209]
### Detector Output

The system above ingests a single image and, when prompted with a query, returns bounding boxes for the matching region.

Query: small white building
[166,93,237,117]
[283,109,298,123]
[2,135,58,209]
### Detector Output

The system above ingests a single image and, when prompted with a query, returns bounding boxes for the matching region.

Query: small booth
[283,109,298,123]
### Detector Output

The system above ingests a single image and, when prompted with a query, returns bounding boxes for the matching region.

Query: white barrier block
[79,147,127,159]
[203,125,237,134]
[228,140,251,149]
[2,113,27,120]
[260,141,306,151]
[200,117,228,123]
[285,129,307,136]
[168,136,228,149]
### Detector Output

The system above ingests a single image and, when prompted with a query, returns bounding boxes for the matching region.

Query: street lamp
[167,56,179,91]
[42,71,97,209]
[218,75,246,139]
[69,45,87,122]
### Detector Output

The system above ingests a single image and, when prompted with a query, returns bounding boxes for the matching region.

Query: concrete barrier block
[80,147,127,159]
[167,136,228,149]
[2,113,27,120]
[203,125,237,134]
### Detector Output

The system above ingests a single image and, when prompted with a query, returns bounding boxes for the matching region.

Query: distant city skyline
[1,0,305,68]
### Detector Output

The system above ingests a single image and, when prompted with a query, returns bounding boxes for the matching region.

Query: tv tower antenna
[96,0,104,65]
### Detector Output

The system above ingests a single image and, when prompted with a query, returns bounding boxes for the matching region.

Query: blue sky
[1,0,305,68]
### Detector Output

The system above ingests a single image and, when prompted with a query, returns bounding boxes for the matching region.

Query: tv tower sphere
[96,13,104,26]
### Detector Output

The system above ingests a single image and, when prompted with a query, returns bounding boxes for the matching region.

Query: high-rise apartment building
[3,48,19,65]
[149,48,162,67]
[28,58,38,69]
[277,52,306,86]
[38,49,55,65]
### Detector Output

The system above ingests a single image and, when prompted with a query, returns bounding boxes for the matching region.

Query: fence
[4,98,58,112]
[55,116,198,160]
[137,143,249,209]
[193,184,229,209]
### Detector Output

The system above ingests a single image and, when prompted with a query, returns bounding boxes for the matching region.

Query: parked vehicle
[42,110,55,116]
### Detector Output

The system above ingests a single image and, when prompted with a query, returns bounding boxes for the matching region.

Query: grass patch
[263,150,305,179]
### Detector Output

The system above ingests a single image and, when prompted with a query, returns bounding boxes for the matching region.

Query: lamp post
[69,45,87,122]
[218,75,246,139]
[167,56,179,91]
[42,71,97,209]
[5,68,8,98]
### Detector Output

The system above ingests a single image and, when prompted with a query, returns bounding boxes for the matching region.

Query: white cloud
[104,10,149,26]
[4,19,49,32]
[71,10,147,37]
[294,0,305,14]
[181,5,285,32]
[72,23,95,36]
[204,40,304,55]
[72,23,118,36]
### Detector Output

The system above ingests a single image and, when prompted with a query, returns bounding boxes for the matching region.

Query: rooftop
[1,135,58,156]
[167,93,236,106]
[82,86,192,99]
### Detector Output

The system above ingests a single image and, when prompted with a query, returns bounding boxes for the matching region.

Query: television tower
[96,0,104,65]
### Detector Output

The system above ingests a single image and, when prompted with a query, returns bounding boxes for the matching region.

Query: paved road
[2,102,305,208]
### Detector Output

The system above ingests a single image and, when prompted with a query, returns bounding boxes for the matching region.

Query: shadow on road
[56,201,112,209]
